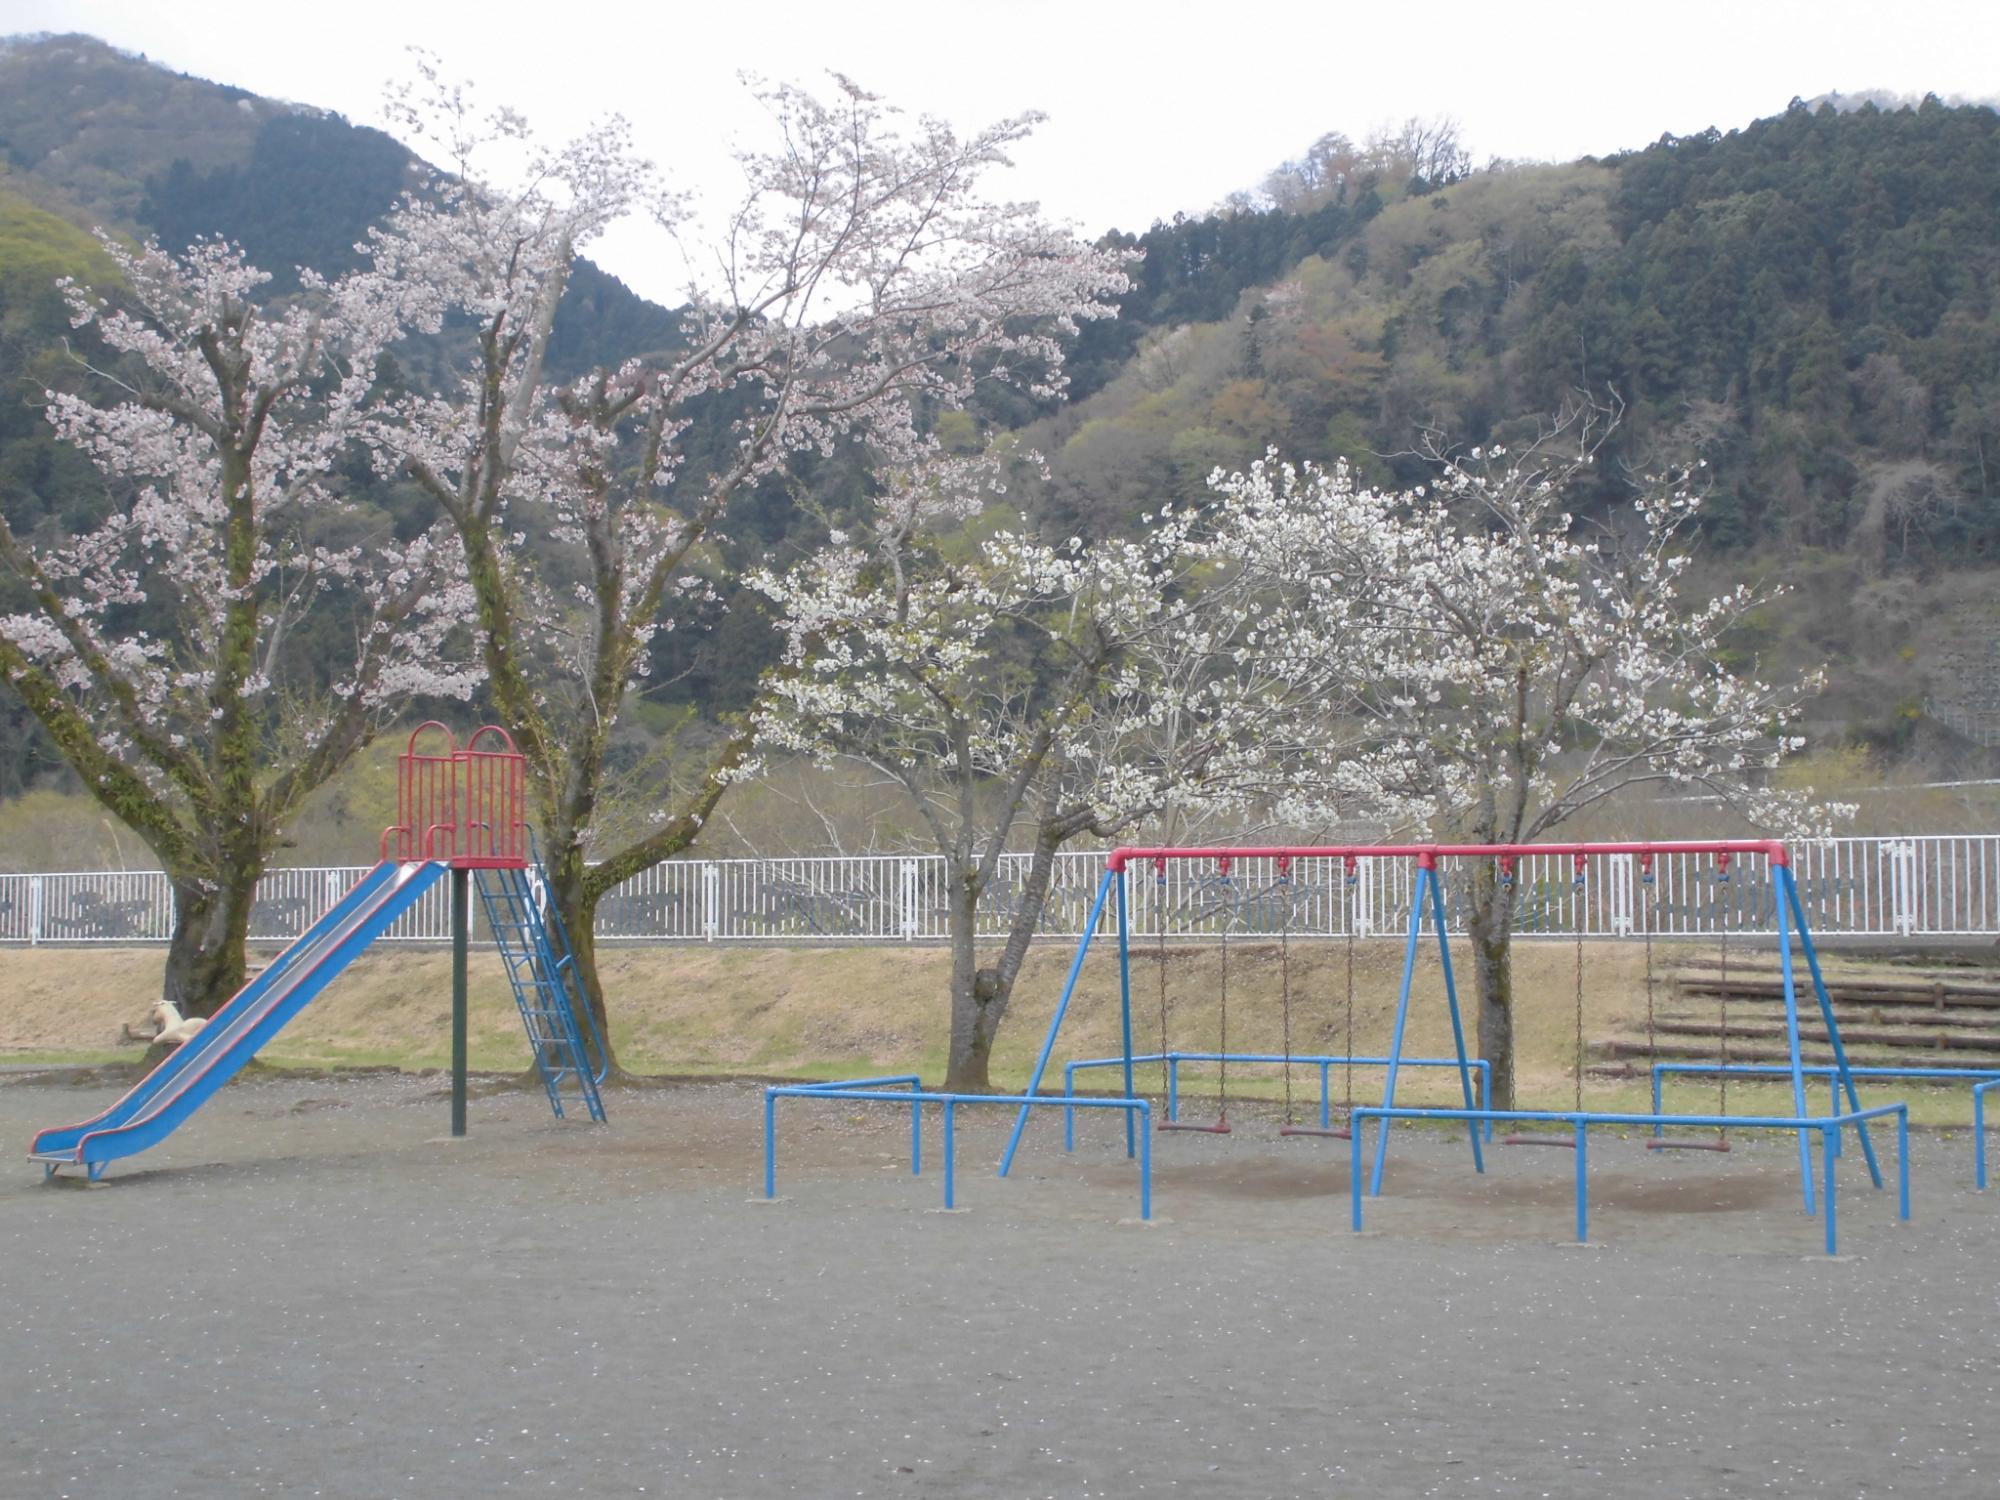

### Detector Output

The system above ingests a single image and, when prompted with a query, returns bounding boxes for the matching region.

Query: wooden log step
[1590,1036,2000,1069]
[1647,1017,2000,1053]
[1656,1012,2000,1032]
[1675,982,2000,1011]
[1671,967,2000,1003]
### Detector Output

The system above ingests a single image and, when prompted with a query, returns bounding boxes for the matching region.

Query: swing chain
[1717,854,1731,1144]
[1640,853,1656,1068]
[1155,857,1170,1102]
[1344,857,1358,1118]
[1216,856,1231,1123]
[1573,855,1586,1112]
[1277,854,1293,1125]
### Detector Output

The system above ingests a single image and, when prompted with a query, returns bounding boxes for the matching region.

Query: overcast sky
[12,0,1998,303]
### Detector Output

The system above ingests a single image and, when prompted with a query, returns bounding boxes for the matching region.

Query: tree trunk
[941,828,1072,1093]
[162,868,259,1019]
[944,875,1003,1092]
[1465,865,1518,1109]
[543,844,620,1075]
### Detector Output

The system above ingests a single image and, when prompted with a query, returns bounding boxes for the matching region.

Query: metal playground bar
[764,1077,1154,1219]
[1061,1053,1497,1147]
[1345,1103,1912,1256]
[1653,1061,2000,1187]
[992,840,1912,1254]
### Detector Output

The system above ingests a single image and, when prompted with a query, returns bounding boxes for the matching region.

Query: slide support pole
[452,865,469,1138]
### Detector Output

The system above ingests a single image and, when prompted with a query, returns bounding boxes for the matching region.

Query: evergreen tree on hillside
[141,114,411,284]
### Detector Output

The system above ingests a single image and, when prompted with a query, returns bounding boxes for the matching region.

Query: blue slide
[29,859,447,1180]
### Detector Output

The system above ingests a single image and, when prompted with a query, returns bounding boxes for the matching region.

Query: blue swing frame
[997,841,1910,1253]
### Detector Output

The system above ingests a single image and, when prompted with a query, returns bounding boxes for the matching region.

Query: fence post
[703,862,720,942]
[1885,840,1917,936]
[29,875,42,946]
[900,858,919,942]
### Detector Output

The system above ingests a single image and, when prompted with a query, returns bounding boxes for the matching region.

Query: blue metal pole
[764,1090,777,1199]
[1823,1125,1837,1256]
[1774,874,1817,1216]
[1430,866,1484,1174]
[1117,869,1137,1160]
[1979,1084,1991,1191]
[1064,1062,1077,1152]
[943,1100,956,1210]
[1652,1065,1664,1135]
[1350,1119,1365,1232]
[1783,868,1883,1189]
[1139,1102,1153,1221]
[1368,865,1432,1197]
[1897,1107,1911,1221]
[1000,868,1115,1176]
[911,1080,922,1176]
[1575,1121,1588,1244]
[1319,1061,1331,1130]
[1168,1055,1180,1123]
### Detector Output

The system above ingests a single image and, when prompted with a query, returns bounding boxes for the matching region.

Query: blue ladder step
[473,862,607,1125]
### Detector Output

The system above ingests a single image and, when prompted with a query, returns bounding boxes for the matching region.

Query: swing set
[1061,852,1494,1143]
[1001,840,1913,1255]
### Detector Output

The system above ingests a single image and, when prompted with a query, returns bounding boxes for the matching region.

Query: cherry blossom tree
[365,64,1132,1060]
[751,455,1348,1091]
[1220,418,1840,1106]
[0,237,474,1015]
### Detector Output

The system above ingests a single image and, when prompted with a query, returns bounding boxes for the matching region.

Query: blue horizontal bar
[1063,1050,1498,1144]
[769,1087,1149,1111]
[1067,1052,1481,1070]
[1351,1101,1910,1255]
[1656,1063,2000,1083]
[1350,1104,1907,1130]
[789,1074,924,1092]
[765,1083,1152,1219]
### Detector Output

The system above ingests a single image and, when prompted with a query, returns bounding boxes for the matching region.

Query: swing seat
[1278,1124,1352,1140]
[1500,1133,1578,1149]
[1645,1137,1731,1153]
[1159,1117,1232,1134]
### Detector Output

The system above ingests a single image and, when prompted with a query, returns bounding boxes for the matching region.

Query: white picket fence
[0,835,1994,947]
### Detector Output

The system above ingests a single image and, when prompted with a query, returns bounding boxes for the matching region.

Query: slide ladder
[475,865,608,1122]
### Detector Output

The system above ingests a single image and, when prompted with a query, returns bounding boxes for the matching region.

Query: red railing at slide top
[379,722,529,868]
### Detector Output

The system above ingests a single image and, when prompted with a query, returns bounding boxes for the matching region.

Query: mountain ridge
[2,31,1998,779]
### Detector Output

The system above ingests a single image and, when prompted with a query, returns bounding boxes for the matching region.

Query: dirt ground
[4,1068,1995,1499]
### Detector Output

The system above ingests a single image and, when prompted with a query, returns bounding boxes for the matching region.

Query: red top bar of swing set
[1106,839,1787,872]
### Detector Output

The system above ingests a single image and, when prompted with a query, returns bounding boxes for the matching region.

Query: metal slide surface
[29,860,446,1178]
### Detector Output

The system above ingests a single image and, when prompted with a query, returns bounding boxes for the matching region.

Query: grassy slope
[3,939,1991,1129]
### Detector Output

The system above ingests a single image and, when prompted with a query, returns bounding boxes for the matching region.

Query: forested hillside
[1029,100,2000,573]
[2,32,1998,819]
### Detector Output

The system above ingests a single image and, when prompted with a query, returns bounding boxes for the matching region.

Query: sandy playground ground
[2,1067,1996,1499]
